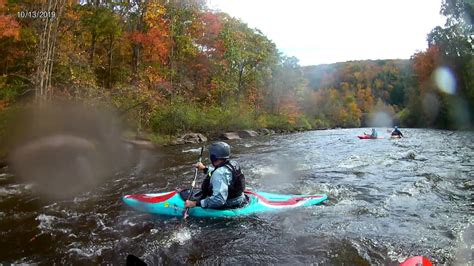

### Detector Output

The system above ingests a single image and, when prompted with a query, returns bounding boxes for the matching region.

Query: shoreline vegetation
[0,1,472,156]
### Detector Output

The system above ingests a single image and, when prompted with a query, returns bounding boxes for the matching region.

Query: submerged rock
[237,130,259,138]
[123,139,157,149]
[402,150,417,160]
[220,132,241,140]
[257,128,270,135]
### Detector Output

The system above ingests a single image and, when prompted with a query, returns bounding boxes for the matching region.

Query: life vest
[392,129,402,136]
[201,160,245,200]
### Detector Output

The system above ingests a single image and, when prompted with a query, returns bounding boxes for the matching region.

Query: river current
[0,128,472,264]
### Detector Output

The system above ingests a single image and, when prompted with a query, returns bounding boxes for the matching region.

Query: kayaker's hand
[185,200,197,208]
[195,162,206,171]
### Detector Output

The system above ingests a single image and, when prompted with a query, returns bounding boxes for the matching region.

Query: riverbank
[124,127,313,149]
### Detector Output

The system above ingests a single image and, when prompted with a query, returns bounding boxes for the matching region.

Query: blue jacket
[199,165,245,209]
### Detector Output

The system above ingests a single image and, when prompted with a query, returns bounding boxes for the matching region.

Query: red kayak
[400,256,433,266]
[358,135,384,139]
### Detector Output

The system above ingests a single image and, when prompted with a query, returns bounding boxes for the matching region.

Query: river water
[0,128,472,264]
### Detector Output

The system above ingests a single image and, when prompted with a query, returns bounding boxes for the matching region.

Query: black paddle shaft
[183,146,204,219]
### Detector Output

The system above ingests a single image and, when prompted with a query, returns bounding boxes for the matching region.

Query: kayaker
[185,141,246,210]
[368,128,378,138]
[391,126,404,137]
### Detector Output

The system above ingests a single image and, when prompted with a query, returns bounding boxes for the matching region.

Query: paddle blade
[400,256,433,266]
[199,146,204,161]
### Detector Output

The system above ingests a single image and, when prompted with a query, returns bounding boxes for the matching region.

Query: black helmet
[209,142,230,162]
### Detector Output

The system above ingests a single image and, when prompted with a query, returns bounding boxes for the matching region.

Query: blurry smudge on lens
[368,111,393,128]
[6,102,131,200]
[433,67,456,95]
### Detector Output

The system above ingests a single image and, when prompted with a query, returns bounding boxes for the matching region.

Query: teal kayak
[122,189,328,218]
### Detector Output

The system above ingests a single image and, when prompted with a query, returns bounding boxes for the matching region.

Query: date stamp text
[17,11,56,19]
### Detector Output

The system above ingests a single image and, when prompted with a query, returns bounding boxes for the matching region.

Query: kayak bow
[400,256,433,266]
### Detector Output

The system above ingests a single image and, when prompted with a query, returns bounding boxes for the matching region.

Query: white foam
[0,173,11,181]
[182,148,202,153]
[294,163,312,171]
[250,166,278,176]
[36,214,58,231]
[73,196,89,203]
[0,184,30,197]
[68,248,94,258]
[153,227,196,249]
[338,155,364,168]
[171,228,192,245]
[122,219,136,227]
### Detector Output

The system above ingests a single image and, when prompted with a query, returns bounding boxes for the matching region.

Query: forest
[0,0,472,146]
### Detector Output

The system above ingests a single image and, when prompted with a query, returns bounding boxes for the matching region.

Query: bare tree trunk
[47,5,63,100]
[132,6,144,82]
[89,31,96,65]
[169,15,175,100]
[237,62,245,99]
[35,0,52,102]
[35,0,66,104]
[107,34,113,89]
[132,43,140,78]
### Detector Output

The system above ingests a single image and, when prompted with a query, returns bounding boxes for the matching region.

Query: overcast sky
[208,0,445,66]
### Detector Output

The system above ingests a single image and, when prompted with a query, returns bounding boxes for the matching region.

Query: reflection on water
[0,128,472,264]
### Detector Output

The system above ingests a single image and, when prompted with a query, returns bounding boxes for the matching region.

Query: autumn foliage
[0,16,20,40]
[0,0,472,139]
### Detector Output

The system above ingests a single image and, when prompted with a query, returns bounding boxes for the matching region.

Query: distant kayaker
[391,126,404,137]
[368,128,378,138]
[185,141,246,210]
